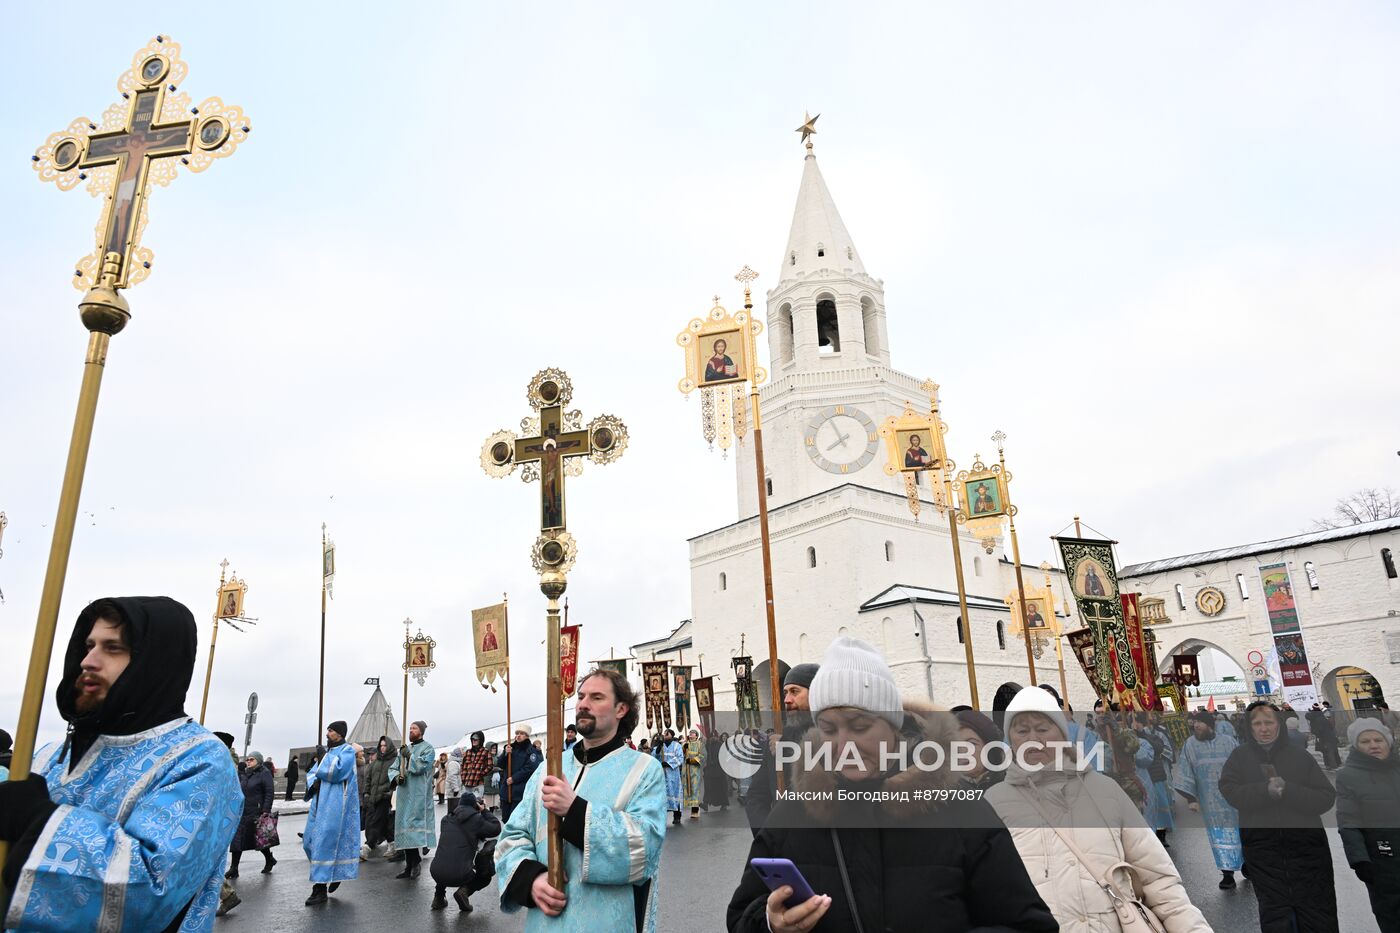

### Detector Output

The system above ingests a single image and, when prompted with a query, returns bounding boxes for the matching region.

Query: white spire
[779,146,865,282]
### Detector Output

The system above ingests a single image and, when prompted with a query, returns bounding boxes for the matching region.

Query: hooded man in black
[0,596,241,931]
[745,663,819,836]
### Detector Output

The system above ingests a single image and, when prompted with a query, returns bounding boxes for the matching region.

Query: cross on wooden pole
[4,38,248,888]
[481,368,627,891]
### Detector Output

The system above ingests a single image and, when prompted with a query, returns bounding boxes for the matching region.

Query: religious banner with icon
[403,626,437,686]
[322,527,336,600]
[692,676,716,735]
[1065,628,1098,688]
[1120,594,1159,711]
[595,657,627,680]
[642,661,671,730]
[472,601,510,690]
[672,665,693,732]
[1259,562,1301,635]
[560,625,581,702]
[1056,536,1136,700]
[732,655,761,730]
[216,582,245,620]
[675,286,767,454]
[1172,654,1201,687]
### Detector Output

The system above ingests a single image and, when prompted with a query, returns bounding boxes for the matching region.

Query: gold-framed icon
[216,581,245,619]
[879,405,947,476]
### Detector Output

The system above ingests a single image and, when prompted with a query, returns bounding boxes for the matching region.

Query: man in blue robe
[388,719,436,879]
[659,730,684,826]
[303,719,360,905]
[496,668,667,931]
[0,597,241,932]
[1173,709,1244,889]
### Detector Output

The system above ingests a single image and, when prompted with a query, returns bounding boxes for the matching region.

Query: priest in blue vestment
[0,597,240,932]
[388,719,437,879]
[1173,709,1244,889]
[660,730,684,826]
[496,669,667,931]
[302,719,361,905]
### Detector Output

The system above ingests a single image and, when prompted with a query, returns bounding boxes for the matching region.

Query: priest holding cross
[482,370,668,931]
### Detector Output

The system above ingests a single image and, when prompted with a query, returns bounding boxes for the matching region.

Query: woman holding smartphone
[726,637,1056,933]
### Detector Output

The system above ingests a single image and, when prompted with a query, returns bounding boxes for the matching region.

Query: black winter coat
[231,764,273,851]
[429,802,501,889]
[1219,735,1338,933]
[1336,747,1400,932]
[728,708,1055,933]
[728,800,1055,933]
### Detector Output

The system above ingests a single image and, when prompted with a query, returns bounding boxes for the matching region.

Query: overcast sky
[2,3,1396,759]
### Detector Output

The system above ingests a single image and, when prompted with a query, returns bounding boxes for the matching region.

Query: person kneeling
[431,791,501,912]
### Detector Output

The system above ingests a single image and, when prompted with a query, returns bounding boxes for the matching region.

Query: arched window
[1383,548,1397,579]
[816,297,840,353]
[997,619,1006,650]
[1175,583,1186,610]
[861,296,881,359]
[776,303,794,366]
[766,477,773,497]
[790,251,797,267]
[719,572,727,591]
[816,242,825,258]
[1304,561,1320,589]
[956,615,964,644]
[884,540,894,562]
[807,546,817,569]
[1236,573,1249,599]
[974,556,983,577]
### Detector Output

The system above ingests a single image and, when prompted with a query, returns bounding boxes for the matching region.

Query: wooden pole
[927,382,978,709]
[998,444,1035,685]
[504,593,512,801]
[198,560,228,725]
[544,592,565,890]
[318,524,327,750]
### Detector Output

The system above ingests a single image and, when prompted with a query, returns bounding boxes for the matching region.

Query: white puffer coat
[985,688,1212,933]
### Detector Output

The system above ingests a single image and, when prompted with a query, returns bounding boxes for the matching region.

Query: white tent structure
[348,685,402,749]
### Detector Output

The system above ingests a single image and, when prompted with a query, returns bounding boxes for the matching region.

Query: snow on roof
[1120,516,1400,578]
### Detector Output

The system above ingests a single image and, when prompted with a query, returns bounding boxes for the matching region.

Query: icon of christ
[541,434,563,530]
[703,338,739,383]
[904,435,932,469]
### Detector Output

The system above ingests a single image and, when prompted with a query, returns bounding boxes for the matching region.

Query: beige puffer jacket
[986,768,1211,933]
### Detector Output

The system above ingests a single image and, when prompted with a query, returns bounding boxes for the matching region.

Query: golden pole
[540,574,566,891]
[1042,563,1071,701]
[994,439,1036,685]
[402,618,411,756]
[198,559,229,724]
[3,256,129,878]
[744,285,785,729]
[503,592,512,802]
[318,524,327,747]
[927,383,979,709]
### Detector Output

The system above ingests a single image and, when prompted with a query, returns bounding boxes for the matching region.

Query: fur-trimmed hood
[787,696,962,822]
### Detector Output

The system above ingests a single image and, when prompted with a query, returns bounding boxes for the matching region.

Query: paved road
[221,801,1380,931]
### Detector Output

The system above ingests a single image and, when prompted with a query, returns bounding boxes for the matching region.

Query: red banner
[1121,594,1160,710]
[560,625,581,704]
[1273,633,1313,689]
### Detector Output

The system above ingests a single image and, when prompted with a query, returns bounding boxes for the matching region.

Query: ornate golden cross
[484,369,627,534]
[34,36,250,289]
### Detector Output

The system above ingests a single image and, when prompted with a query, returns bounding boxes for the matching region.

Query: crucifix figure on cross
[34,35,250,290]
[479,367,627,892]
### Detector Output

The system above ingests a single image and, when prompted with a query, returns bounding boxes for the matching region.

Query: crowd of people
[1,595,1398,932]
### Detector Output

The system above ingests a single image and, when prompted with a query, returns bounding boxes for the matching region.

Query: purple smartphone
[750,858,817,908]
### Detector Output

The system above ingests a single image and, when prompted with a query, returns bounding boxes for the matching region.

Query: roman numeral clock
[804,405,879,475]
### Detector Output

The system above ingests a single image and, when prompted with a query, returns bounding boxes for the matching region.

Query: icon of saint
[1083,565,1106,597]
[971,482,996,514]
[481,621,499,653]
[904,434,932,469]
[413,645,427,666]
[703,338,739,383]
[1026,603,1045,628]
[222,592,237,617]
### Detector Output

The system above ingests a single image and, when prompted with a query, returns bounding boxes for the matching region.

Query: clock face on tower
[804,405,879,475]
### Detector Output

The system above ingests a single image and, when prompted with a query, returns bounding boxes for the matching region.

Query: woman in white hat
[727,637,1057,933]
[985,686,1210,933]
[1336,716,1400,932]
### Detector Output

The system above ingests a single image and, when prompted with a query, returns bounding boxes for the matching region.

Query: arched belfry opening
[816,296,840,353]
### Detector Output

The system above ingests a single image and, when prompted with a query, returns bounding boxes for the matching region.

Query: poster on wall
[1273,632,1319,708]
[1259,562,1301,635]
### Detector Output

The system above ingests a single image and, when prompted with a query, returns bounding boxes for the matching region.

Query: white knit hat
[1348,716,1393,749]
[1004,686,1068,740]
[808,636,904,730]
